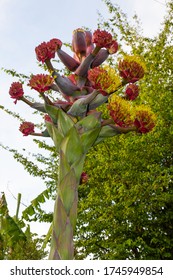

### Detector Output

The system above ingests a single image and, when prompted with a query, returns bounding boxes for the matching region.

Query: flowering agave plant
[9,28,156,260]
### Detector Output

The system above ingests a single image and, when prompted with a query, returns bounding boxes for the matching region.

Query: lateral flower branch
[8,28,156,260]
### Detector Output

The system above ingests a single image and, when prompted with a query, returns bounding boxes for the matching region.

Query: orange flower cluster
[88,67,112,93]
[108,95,156,133]
[118,56,145,83]
[134,105,156,134]
[28,74,54,93]
[88,66,121,95]
[108,95,134,127]
[125,83,139,100]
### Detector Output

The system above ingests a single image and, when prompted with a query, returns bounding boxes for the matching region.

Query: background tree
[74,0,173,259]
[0,193,46,260]
[0,0,172,259]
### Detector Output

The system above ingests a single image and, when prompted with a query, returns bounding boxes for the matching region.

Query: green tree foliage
[75,0,173,259]
[1,0,173,259]
[0,193,47,260]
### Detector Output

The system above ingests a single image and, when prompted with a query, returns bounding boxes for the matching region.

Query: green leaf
[71,154,86,182]
[44,103,60,123]
[67,99,88,117]
[80,127,101,152]
[0,193,8,215]
[32,193,45,208]
[23,205,35,218]
[58,109,75,136]
[75,112,101,133]
[59,168,77,215]
[94,125,121,145]
[42,128,50,137]
[89,94,108,110]
[42,224,52,250]
[1,215,26,243]
[59,150,71,183]
[60,126,83,165]
[46,122,63,149]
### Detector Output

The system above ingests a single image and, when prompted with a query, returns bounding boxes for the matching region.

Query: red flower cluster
[80,172,89,184]
[35,38,62,63]
[44,114,53,123]
[125,84,139,100]
[118,58,145,83]
[134,107,156,134]
[88,67,111,93]
[92,29,113,48]
[108,95,134,127]
[9,82,24,104]
[19,122,35,136]
[28,74,54,93]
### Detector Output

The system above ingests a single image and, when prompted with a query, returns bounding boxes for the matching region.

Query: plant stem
[48,149,85,260]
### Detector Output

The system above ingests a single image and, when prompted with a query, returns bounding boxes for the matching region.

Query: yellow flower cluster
[121,55,146,72]
[103,65,122,93]
[118,55,146,83]
[108,95,156,133]
[108,94,134,127]
[88,65,121,94]
[134,105,156,133]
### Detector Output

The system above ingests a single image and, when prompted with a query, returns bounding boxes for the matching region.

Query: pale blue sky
[0,0,167,235]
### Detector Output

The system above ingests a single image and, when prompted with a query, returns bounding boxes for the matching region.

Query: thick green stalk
[45,105,102,260]
[49,148,85,260]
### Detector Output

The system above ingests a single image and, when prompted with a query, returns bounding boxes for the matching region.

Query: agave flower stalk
[45,105,102,259]
[8,28,156,260]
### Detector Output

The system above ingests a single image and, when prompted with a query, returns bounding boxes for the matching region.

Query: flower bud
[86,44,95,56]
[72,28,87,60]
[85,31,95,55]
[52,71,81,96]
[74,53,95,77]
[91,49,109,68]
[54,100,73,111]
[19,122,35,136]
[85,31,92,46]
[67,74,77,85]
[80,172,89,184]
[67,90,98,117]
[57,49,80,71]
[44,114,53,123]
[9,82,24,104]
[28,74,54,93]
[125,83,139,100]
[89,93,108,110]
